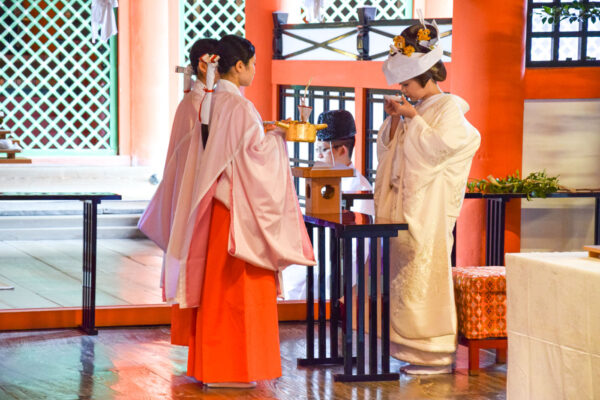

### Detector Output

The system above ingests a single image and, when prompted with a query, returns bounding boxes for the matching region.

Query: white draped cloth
[374,93,480,365]
[91,0,118,43]
[506,252,600,400]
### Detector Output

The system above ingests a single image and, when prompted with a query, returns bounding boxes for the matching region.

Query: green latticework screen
[302,0,413,22]
[0,0,118,155]
[181,0,245,63]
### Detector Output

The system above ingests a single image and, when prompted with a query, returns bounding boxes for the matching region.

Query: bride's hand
[384,95,417,118]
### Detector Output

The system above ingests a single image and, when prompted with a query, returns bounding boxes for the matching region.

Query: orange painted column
[451,0,527,265]
[126,1,174,167]
[354,87,365,174]
[244,0,283,121]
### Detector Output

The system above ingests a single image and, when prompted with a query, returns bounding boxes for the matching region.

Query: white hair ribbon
[197,54,220,147]
[199,53,220,126]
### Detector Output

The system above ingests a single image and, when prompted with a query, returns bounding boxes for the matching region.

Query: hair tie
[198,54,220,147]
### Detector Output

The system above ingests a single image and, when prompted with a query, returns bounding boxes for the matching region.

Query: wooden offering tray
[584,245,600,259]
[0,130,31,164]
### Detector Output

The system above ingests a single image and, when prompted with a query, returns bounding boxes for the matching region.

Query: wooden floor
[0,323,506,399]
[0,239,164,308]
[0,239,507,398]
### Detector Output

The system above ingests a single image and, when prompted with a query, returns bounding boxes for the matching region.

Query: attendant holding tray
[164,35,316,388]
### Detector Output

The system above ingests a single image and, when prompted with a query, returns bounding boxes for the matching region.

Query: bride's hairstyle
[401,24,447,87]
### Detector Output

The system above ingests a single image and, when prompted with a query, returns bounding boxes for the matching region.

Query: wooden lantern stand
[292,166,355,214]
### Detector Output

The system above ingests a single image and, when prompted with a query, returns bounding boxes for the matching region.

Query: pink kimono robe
[138,80,206,299]
[166,79,316,308]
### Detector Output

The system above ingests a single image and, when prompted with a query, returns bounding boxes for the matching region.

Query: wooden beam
[525,67,600,99]
[0,301,330,331]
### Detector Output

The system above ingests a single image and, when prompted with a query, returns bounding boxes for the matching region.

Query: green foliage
[467,170,560,201]
[536,2,600,25]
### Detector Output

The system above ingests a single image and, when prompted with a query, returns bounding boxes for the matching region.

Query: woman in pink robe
[167,35,315,388]
[138,38,218,295]
[137,39,217,344]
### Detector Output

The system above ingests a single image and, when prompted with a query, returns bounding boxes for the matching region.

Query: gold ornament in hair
[403,45,415,56]
[393,35,405,49]
[417,28,431,41]
[390,35,417,57]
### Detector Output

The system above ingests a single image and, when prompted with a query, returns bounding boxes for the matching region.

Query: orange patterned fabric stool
[452,266,507,375]
[453,266,507,339]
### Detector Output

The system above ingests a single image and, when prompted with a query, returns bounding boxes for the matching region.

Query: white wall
[521,99,600,252]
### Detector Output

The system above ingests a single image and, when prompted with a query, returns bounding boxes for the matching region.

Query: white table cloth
[506,252,600,400]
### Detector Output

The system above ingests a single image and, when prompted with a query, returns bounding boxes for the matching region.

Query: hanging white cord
[199,54,220,125]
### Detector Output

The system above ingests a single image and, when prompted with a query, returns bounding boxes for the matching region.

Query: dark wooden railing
[298,211,407,382]
[273,8,452,61]
[343,191,600,266]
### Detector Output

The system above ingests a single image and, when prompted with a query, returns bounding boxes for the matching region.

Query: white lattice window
[181,0,246,62]
[527,0,600,66]
[301,0,412,22]
[0,0,118,155]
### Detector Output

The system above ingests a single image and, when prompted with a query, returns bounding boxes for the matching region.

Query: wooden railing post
[273,12,288,60]
[357,7,377,60]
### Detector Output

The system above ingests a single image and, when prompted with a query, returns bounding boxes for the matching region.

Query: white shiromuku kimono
[138,80,206,300]
[374,93,480,365]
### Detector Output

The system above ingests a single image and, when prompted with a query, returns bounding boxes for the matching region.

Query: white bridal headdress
[382,11,443,85]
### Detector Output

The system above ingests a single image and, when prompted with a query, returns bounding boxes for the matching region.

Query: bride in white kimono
[375,23,480,374]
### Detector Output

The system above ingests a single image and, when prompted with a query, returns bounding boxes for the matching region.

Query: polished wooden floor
[0,239,163,308]
[0,239,507,398]
[0,323,506,399]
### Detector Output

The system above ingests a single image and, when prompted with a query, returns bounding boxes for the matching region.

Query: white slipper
[206,382,257,389]
[400,364,453,375]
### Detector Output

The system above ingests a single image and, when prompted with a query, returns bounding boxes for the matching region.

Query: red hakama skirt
[170,199,281,383]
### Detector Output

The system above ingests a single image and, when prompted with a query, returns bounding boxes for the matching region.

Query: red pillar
[125,1,174,167]
[452,0,527,265]
[244,0,283,121]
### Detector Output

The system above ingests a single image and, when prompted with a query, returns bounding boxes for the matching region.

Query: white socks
[400,364,453,375]
[206,382,257,389]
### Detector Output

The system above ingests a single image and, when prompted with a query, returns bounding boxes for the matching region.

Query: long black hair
[189,38,219,76]
[216,35,255,75]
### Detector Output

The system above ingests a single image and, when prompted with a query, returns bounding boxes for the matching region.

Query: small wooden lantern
[292,166,355,214]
